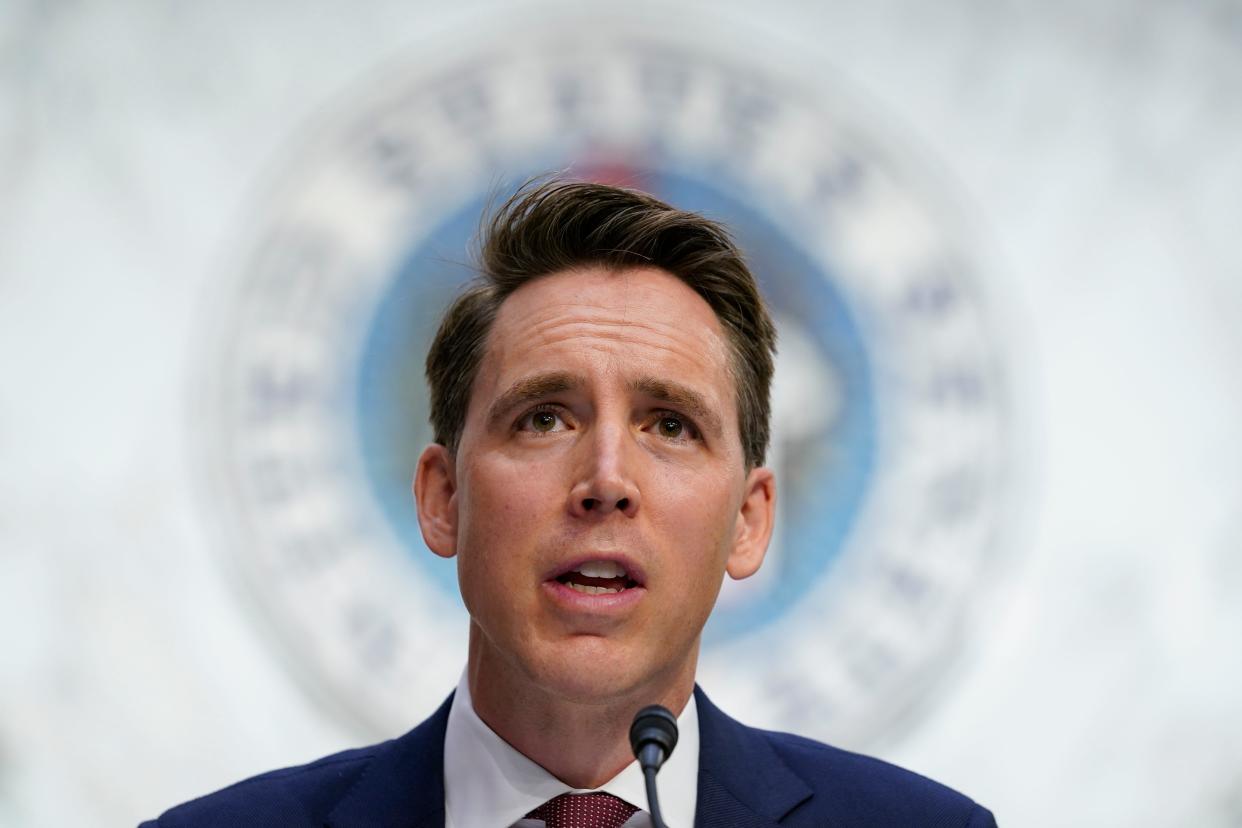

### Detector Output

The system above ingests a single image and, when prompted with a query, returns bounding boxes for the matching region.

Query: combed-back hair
[426,178,778,468]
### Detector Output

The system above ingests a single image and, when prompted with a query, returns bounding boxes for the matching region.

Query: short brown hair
[426,179,777,468]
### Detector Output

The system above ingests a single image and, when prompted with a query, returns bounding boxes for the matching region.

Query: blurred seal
[200,27,1010,747]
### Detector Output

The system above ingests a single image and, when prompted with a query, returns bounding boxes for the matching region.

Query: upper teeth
[574,560,627,579]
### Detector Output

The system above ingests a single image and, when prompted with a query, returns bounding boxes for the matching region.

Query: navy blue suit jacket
[142,687,997,827]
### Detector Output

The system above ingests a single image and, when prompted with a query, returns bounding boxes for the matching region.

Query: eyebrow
[486,371,583,430]
[629,376,724,439]
[484,371,725,439]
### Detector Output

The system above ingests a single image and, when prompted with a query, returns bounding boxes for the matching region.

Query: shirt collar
[443,671,699,827]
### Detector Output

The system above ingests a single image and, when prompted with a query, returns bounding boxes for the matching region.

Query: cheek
[661,453,738,512]
[650,478,739,570]
[457,455,558,565]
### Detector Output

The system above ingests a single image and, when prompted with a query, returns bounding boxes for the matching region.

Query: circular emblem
[201,28,1010,745]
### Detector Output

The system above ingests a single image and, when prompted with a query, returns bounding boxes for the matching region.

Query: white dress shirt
[443,672,699,828]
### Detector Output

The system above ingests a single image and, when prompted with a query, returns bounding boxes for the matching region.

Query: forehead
[474,265,735,409]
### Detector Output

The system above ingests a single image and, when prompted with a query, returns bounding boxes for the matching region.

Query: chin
[540,669,645,705]
[526,639,652,704]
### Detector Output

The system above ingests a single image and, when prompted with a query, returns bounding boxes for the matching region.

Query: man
[144,181,997,827]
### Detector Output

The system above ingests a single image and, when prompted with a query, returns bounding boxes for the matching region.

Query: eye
[651,411,698,442]
[658,415,684,438]
[531,411,558,432]
[517,406,568,434]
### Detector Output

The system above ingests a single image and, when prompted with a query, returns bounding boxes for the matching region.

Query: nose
[568,422,641,519]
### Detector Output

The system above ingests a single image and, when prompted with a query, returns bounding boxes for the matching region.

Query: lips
[545,555,646,598]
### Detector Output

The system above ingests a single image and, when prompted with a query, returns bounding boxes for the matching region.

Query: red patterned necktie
[524,792,640,828]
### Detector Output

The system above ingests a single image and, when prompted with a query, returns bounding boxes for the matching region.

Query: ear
[413,443,459,559]
[726,466,776,580]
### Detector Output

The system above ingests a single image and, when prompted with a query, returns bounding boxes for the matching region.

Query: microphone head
[629,704,679,770]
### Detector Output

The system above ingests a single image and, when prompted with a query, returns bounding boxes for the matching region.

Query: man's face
[416,265,774,703]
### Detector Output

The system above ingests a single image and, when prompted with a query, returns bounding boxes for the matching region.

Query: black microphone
[630,705,679,828]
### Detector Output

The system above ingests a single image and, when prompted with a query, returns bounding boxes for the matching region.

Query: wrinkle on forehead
[504,275,709,335]
[493,267,728,361]
[523,317,718,361]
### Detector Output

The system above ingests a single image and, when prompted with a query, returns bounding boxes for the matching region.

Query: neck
[465,625,696,789]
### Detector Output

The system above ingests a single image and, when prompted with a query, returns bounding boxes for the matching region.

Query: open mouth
[554,560,641,595]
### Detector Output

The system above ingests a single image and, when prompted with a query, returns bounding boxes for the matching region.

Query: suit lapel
[693,687,813,827]
[326,694,453,828]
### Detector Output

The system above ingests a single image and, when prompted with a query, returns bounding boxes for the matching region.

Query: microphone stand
[642,764,667,828]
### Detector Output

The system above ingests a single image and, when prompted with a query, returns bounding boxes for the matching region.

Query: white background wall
[2,1,1241,825]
